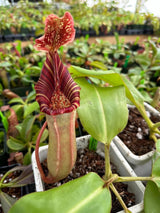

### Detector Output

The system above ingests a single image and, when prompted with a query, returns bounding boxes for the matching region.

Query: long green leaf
[23,152,32,165]
[150,66,160,71]
[26,90,36,103]
[9,97,25,105]
[144,181,160,213]
[151,157,160,189]
[32,128,48,144]
[76,78,128,144]
[11,105,23,114]
[89,61,108,70]
[9,172,111,213]
[0,62,12,68]
[69,65,144,106]
[7,137,26,151]
[24,101,39,118]
[21,116,36,142]
[134,54,150,70]
[156,140,160,152]
[0,111,8,132]
[149,40,158,58]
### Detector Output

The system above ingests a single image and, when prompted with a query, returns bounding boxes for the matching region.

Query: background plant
[7,113,48,165]
[0,41,45,89]
[0,1,159,36]
[63,35,160,109]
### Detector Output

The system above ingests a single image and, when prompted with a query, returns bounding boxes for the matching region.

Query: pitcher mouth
[35,52,80,116]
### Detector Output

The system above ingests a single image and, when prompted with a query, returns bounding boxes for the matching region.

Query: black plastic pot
[127,29,144,35]
[8,0,42,3]
[75,27,81,38]
[0,35,3,43]
[143,25,154,35]
[20,27,35,40]
[0,164,19,172]
[81,28,97,37]
[3,33,35,42]
[8,0,20,3]
[118,28,127,35]
[1,26,35,42]
[21,183,36,195]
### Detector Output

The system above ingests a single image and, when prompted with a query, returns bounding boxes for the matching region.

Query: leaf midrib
[69,186,103,213]
[94,86,107,141]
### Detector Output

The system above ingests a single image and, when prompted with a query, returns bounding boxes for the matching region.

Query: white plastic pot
[32,135,145,213]
[113,102,160,177]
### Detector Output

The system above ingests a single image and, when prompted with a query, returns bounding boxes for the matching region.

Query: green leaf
[114,52,121,59]
[0,62,12,68]
[139,90,153,103]
[156,140,160,152]
[144,181,160,213]
[9,97,25,105]
[15,123,22,134]
[0,111,8,132]
[121,75,144,105]
[77,78,128,144]
[21,116,36,142]
[152,151,160,165]
[23,152,31,165]
[150,66,160,71]
[0,83,3,93]
[134,54,150,70]
[88,137,98,151]
[9,172,111,213]
[151,157,160,189]
[15,41,21,56]
[128,67,141,75]
[21,76,33,83]
[11,105,23,113]
[32,128,48,144]
[26,90,36,103]
[10,74,20,81]
[35,28,44,36]
[89,77,101,85]
[24,101,39,118]
[89,61,107,70]
[69,66,144,106]
[149,40,158,58]
[152,157,160,177]
[25,66,41,75]
[129,75,141,86]
[7,137,26,151]
[0,191,17,213]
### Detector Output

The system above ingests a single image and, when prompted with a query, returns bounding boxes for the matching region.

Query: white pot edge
[113,136,154,165]
[32,135,145,213]
[114,102,160,165]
